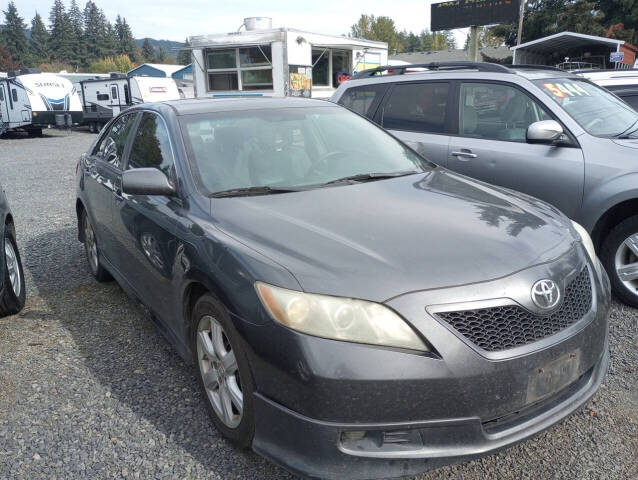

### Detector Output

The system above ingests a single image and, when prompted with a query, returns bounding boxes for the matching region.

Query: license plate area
[527,350,581,404]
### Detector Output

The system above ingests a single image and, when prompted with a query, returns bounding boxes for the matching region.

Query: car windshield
[533,78,638,138]
[179,106,429,196]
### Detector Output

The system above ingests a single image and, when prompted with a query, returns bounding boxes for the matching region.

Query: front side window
[337,84,388,118]
[180,106,428,196]
[95,113,137,169]
[534,78,638,138]
[206,45,272,91]
[382,82,449,134]
[460,83,551,142]
[127,112,174,177]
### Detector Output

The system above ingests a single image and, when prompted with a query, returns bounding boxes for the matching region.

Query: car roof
[156,97,335,116]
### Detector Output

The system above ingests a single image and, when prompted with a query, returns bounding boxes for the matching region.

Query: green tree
[49,0,74,65]
[349,15,401,53]
[155,45,168,63]
[350,14,374,39]
[88,55,117,73]
[83,1,106,62]
[0,45,18,71]
[29,12,50,66]
[141,38,155,62]
[68,0,85,67]
[114,53,133,72]
[115,15,139,61]
[0,2,29,67]
[177,37,191,65]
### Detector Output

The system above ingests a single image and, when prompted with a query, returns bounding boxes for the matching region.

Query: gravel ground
[0,128,637,480]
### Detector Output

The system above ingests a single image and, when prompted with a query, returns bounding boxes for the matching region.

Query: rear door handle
[451,151,478,159]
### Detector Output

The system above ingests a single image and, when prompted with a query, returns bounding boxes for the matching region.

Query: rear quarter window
[337,84,388,118]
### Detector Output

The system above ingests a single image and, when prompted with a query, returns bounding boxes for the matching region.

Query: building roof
[390,46,512,64]
[128,63,185,77]
[171,64,192,77]
[511,32,627,54]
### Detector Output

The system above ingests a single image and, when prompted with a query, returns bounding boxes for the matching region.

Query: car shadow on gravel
[25,226,296,479]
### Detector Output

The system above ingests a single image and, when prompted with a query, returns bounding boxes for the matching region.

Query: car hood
[211,169,574,302]
[612,138,638,150]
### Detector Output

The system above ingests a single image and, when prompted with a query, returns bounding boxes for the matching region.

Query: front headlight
[571,221,596,263]
[255,282,429,352]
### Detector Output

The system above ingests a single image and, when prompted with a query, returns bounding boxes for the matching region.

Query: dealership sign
[431,0,520,31]
[610,51,624,63]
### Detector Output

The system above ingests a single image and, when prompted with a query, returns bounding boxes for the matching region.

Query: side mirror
[122,168,175,196]
[526,120,565,145]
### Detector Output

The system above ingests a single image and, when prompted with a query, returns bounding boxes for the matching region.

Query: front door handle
[451,150,478,160]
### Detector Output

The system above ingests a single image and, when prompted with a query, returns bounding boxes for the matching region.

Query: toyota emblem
[531,279,561,310]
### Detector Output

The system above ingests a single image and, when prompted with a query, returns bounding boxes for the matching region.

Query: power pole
[470,25,479,62]
[516,0,525,45]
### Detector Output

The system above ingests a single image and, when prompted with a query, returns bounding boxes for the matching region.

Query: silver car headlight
[571,221,596,263]
[255,282,429,352]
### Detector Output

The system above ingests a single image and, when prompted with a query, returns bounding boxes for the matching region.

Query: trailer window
[97,93,109,101]
[206,45,273,92]
[124,85,130,104]
[111,86,118,99]
[312,49,352,88]
[12,89,17,102]
[0,88,3,101]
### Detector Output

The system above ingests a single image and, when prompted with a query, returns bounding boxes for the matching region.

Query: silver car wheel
[84,217,99,273]
[4,239,21,298]
[614,233,638,294]
[197,314,243,428]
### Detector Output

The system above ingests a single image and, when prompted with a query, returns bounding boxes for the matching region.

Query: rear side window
[97,93,109,101]
[127,112,174,177]
[337,84,388,118]
[94,113,137,168]
[382,82,449,134]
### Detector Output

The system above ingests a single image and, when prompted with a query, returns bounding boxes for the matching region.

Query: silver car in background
[332,63,638,308]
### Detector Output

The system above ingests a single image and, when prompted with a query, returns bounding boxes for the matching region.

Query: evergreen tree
[83,1,104,62]
[177,38,191,65]
[141,38,155,62]
[115,16,138,61]
[68,0,85,67]
[102,19,119,58]
[0,2,29,67]
[156,45,168,63]
[49,0,74,65]
[29,12,50,66]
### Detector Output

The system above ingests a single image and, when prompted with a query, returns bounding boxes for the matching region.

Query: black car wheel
[0,229,25,316]
[192,293,254,448]
[81,210,112,282]
[601,215,638,307]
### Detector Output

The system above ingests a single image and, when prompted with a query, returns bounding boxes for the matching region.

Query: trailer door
[0,83,9,125]
[110,83,121,115]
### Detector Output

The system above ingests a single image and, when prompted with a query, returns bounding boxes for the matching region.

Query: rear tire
[600,215,638,308]
[26,127,43,137]
[81,210,112,282]
[88,122,96,133]
[0,229,25,316]
[191,293,255,448]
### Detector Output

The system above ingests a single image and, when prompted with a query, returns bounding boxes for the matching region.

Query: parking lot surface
[0,129,637,479]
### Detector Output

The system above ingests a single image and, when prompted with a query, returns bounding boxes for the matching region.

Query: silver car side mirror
[526,120,565,145]
[122,168,175,196]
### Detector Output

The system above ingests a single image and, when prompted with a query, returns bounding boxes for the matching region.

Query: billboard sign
[431,0,520,31]
[610,51,624,63]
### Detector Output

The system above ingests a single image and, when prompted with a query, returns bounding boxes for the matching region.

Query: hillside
[135,38,183,60]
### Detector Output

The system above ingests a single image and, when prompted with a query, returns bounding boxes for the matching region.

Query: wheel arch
[591,197,638,251]
[76,199,86,242]
[4,212,15,239]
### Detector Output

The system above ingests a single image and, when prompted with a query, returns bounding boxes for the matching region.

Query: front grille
[436,267,592,352]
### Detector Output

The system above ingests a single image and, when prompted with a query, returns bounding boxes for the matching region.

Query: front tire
[0,229,25,316]
[601,215,638,307]
[81,210,111,282]
[192,293,255,448]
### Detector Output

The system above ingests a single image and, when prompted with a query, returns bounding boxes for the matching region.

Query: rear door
[83,112,139,264]
[374,81,453,165]
[447,81,585,218]
[112,111,181,322]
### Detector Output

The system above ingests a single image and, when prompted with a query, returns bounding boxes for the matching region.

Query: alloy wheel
[614,233,638,295]
[4,239,21,298]
[196,315,243,428]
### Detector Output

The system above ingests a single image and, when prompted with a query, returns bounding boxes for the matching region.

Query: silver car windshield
[534,78,638,138]
[180,106,429,196]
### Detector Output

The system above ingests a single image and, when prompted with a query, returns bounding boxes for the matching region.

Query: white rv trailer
[79,74,181,132]
[0,68,82,136]
[189,17,388,99]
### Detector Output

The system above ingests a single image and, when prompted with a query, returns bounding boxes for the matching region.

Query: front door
[447,82,585,218]
[83,112,139,265]
[113,111,181,325]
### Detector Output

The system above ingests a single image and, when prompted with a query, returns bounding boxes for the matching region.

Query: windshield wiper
[210,186,303,198]
[319,170,421,187]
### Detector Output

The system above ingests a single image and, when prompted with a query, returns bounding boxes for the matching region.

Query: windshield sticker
[542,82,590,98]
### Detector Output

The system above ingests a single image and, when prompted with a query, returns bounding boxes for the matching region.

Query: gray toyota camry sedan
[75,98,610,479]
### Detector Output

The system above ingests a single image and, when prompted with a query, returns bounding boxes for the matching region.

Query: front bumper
[241,248,611,479]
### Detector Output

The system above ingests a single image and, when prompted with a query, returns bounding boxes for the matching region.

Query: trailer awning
[511,32,624,54]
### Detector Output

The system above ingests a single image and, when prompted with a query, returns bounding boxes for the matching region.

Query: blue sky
[7,1,468,45]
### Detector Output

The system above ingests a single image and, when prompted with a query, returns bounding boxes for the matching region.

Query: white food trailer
[0,68,82,136]
[78,74,181,132]
[189,17,388,99]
